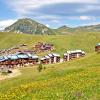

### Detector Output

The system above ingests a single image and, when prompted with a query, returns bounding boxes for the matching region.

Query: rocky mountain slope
[5,18,55,35]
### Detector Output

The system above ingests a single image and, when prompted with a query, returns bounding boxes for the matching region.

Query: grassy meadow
[0,32,99,54]
[0,32,100,100]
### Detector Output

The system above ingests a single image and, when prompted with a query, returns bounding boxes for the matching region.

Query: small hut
[52,53,60,63]
[95,43,100,53]
[64,50,85,61]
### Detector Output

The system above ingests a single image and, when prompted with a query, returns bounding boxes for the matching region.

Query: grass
[0,53,100,100]
[1,72,9,76]
[0,32,100,100]
[0,32,99,54]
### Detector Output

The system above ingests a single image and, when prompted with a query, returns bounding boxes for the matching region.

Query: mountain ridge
[5,18,55,35]
[4,18,100,34]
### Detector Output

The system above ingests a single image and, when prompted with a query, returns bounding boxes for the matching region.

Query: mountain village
[0,42,100,74]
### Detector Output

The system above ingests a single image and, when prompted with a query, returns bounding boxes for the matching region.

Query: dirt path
[0,69,21,81]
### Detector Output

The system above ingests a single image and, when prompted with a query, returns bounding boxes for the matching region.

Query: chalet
[48,53,60,63]
[52,53,60,63]
[7,55,19,67]
[95,43,100,53]
[64,50,85,61]
[48,54,54,63]
[40,57,47,64]
[28,55,39,64]
[16,52,38,66]
[44,55,51,64]
[15,52,30,66]
[33,42,54,53]
[40,55,51,64]
[0,52,39,68]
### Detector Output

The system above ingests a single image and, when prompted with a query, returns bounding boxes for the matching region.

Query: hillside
[56,24,100,34]
[75,24,100,32]
[4,18,55,35]
[0,32,100,99]
[0,52,100,99]
[0,32,100,54]
[55,25,74,34]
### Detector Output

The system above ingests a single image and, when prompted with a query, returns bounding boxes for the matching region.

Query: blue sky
[0,0,100,30]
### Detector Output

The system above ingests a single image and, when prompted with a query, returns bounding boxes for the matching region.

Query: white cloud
[0,19,17,30]
[6,0,98,16]
[79,16,94,20]
[45,24,50,27]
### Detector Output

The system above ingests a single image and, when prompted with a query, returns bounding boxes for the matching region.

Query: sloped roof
[17,54,29,59]
[48,54,53,57]
[40,57,46,60]
[0,57,5,62]
[7,54,18,60]
[64,53,68,56]
[3,56,8,60]
[66,50,85,54]
[31,55,38,59]
[0,56,8,62]
[15,52,29,59]
[27,53,32,57]
[48,53,60,57]
[96,43,100,46]
[0,56,4,60]
[52,53,60,57]
[45,55,50,59]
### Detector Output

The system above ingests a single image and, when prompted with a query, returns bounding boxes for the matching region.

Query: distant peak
[18,18,36,22]
[58,25,70,29]
[4,18,55,35]
[18,18,32,20]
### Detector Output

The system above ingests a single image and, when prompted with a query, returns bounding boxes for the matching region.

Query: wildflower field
[0,32,100,100]
[0,53,100,100]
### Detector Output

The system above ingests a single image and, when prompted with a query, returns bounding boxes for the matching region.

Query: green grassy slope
[0,32,100,100]
[0,53,100,100]
[0,32,100,54]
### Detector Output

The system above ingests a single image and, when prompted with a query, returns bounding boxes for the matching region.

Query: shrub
[38,62,43,72]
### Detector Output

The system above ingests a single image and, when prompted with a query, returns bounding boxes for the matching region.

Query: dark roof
[15,52,28,58]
